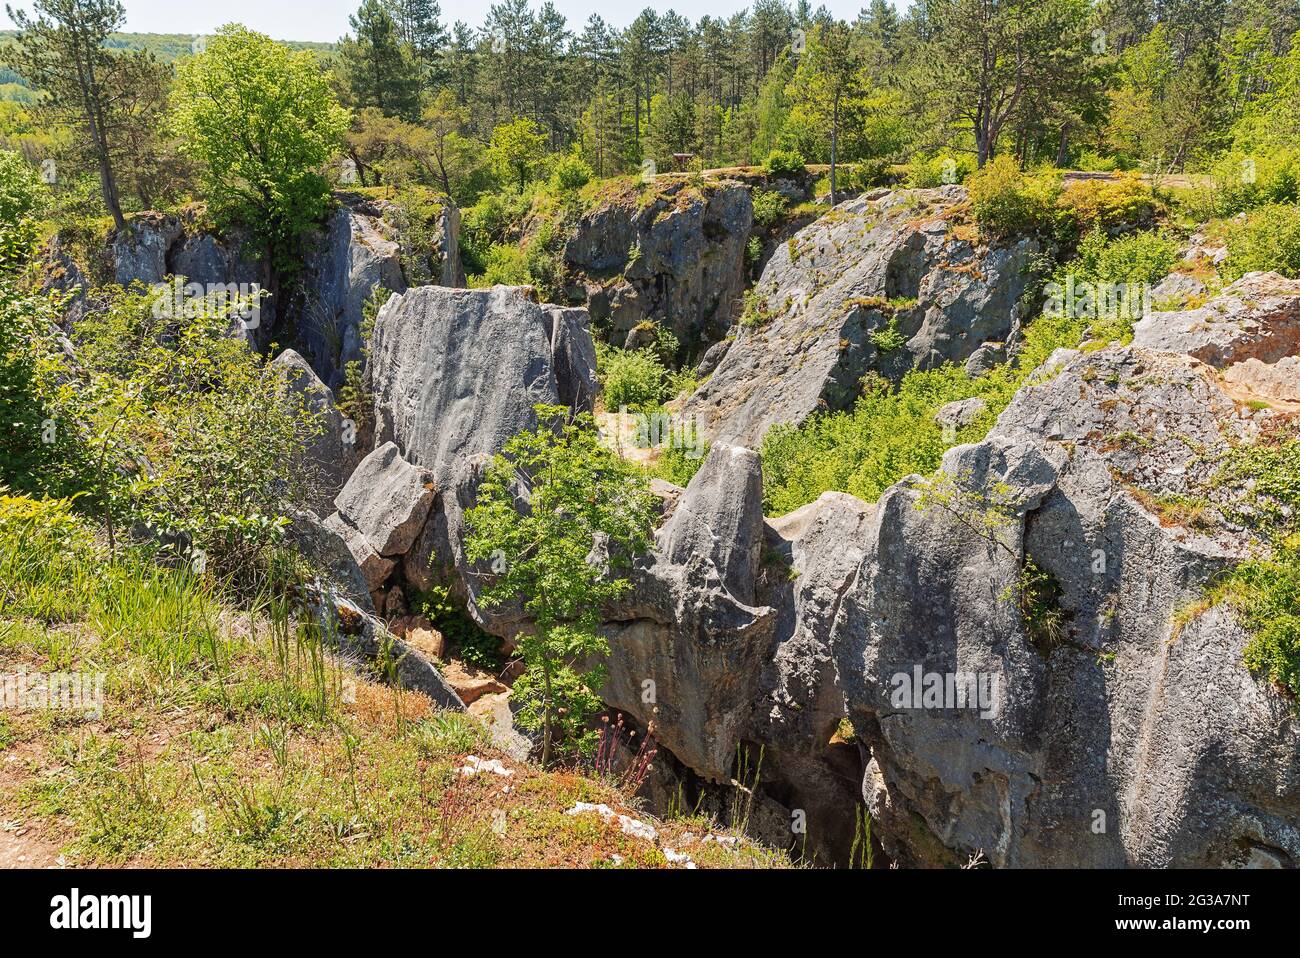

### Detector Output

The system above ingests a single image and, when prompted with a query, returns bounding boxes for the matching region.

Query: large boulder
[111,213,182,286]
[285,509,375,614]
[565,178,753,357]
[333,441,435,558]
[543,305,599,413]
[271,348,350,515]
[656,443,765,605]
[369,285,595,487]
[683,186,1039,447]
[1133,271,1300,368]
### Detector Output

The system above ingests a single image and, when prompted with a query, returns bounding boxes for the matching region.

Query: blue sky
[6,0,902,44]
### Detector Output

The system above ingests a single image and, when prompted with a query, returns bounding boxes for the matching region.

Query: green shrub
[1205,431,1300,701]
[69,283,323,584]
[906,153,974,188]
[1223,204,1300,280]
[751,188,789,227]
[551,152,593,192]
[764,149,806,177]
[1055,174,1157,234]
[0,149,48,268]
[1045,228,1177,343]
[1205,148,1300,217]
[1068,228,1178,286]
[968,156,1061,237]
[1073,150,1138,173]
[601,347,667,410]
[0,285,92,498]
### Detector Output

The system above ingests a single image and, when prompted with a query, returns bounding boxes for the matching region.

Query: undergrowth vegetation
[1201,425,1300,700]
[760,311,1086,515]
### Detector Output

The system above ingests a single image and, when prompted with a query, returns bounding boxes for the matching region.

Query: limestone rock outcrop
[368,285,595,487]
[683,186,1038,447]
[565,178,753,357]
[271,348,351,515]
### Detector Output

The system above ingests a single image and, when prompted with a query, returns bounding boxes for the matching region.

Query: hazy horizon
[2,0,904,45]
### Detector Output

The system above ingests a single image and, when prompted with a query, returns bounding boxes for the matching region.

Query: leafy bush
[751,188,789,227]
[968,156,1061,237]
[906,152,973,188]
[1206,430,1300,701]
[601,347,667,410]
[0,149,48,268]
[1055,174,1157,234]
[0,492,96,623]
[1067,228,1179,286]
[1074,150,1138,173]
[1204,148,1300,217]
[0,286,92,497]
[551,151,593,192]
[1223,204,1300,280]
[764,149,806,176]
[465,406,657,764]
[169,26,349,270]
[69,283,323,583]
[829,160,894,193]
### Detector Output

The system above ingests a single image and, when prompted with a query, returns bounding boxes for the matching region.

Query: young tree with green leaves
[5,0,131,230]
[787,21,867,204]
[488,115,548,191]
[169,26,350,273]
[465,406,658,766]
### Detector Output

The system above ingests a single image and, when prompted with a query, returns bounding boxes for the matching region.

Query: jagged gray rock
[285,509,375,614]
[324,511,395,592]
[683,186,1039,447]
[310,594,465,711]
[333,441,435,558]
[112,214,181,286]
[656,443,765,605]
[543,305,598,413]
[1132,271,1300,367]
[271,348,349,515]
[369,285,594,487]
[566,179,752,355]
[836,345,1297,868]
[299,206,408,391]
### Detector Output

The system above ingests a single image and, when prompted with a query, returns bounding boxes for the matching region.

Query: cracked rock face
[566,180,753,356]
[299,206,408,391]
[683,186,1039,447]
[290,187,1300,869]
[443,327,1298,868]
[369,285,595,488]
[1133,271,1300,368]
[271,348,350,516]
[333,441,435,559]
[837,345,1297,868]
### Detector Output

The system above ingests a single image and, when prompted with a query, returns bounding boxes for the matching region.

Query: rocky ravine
[300,236,1299,868]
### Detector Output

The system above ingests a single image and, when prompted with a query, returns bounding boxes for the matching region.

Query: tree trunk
[77,51,126,232]
[1055,125,1071,169]
[829,98,839,207]
[541,657,554,768]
